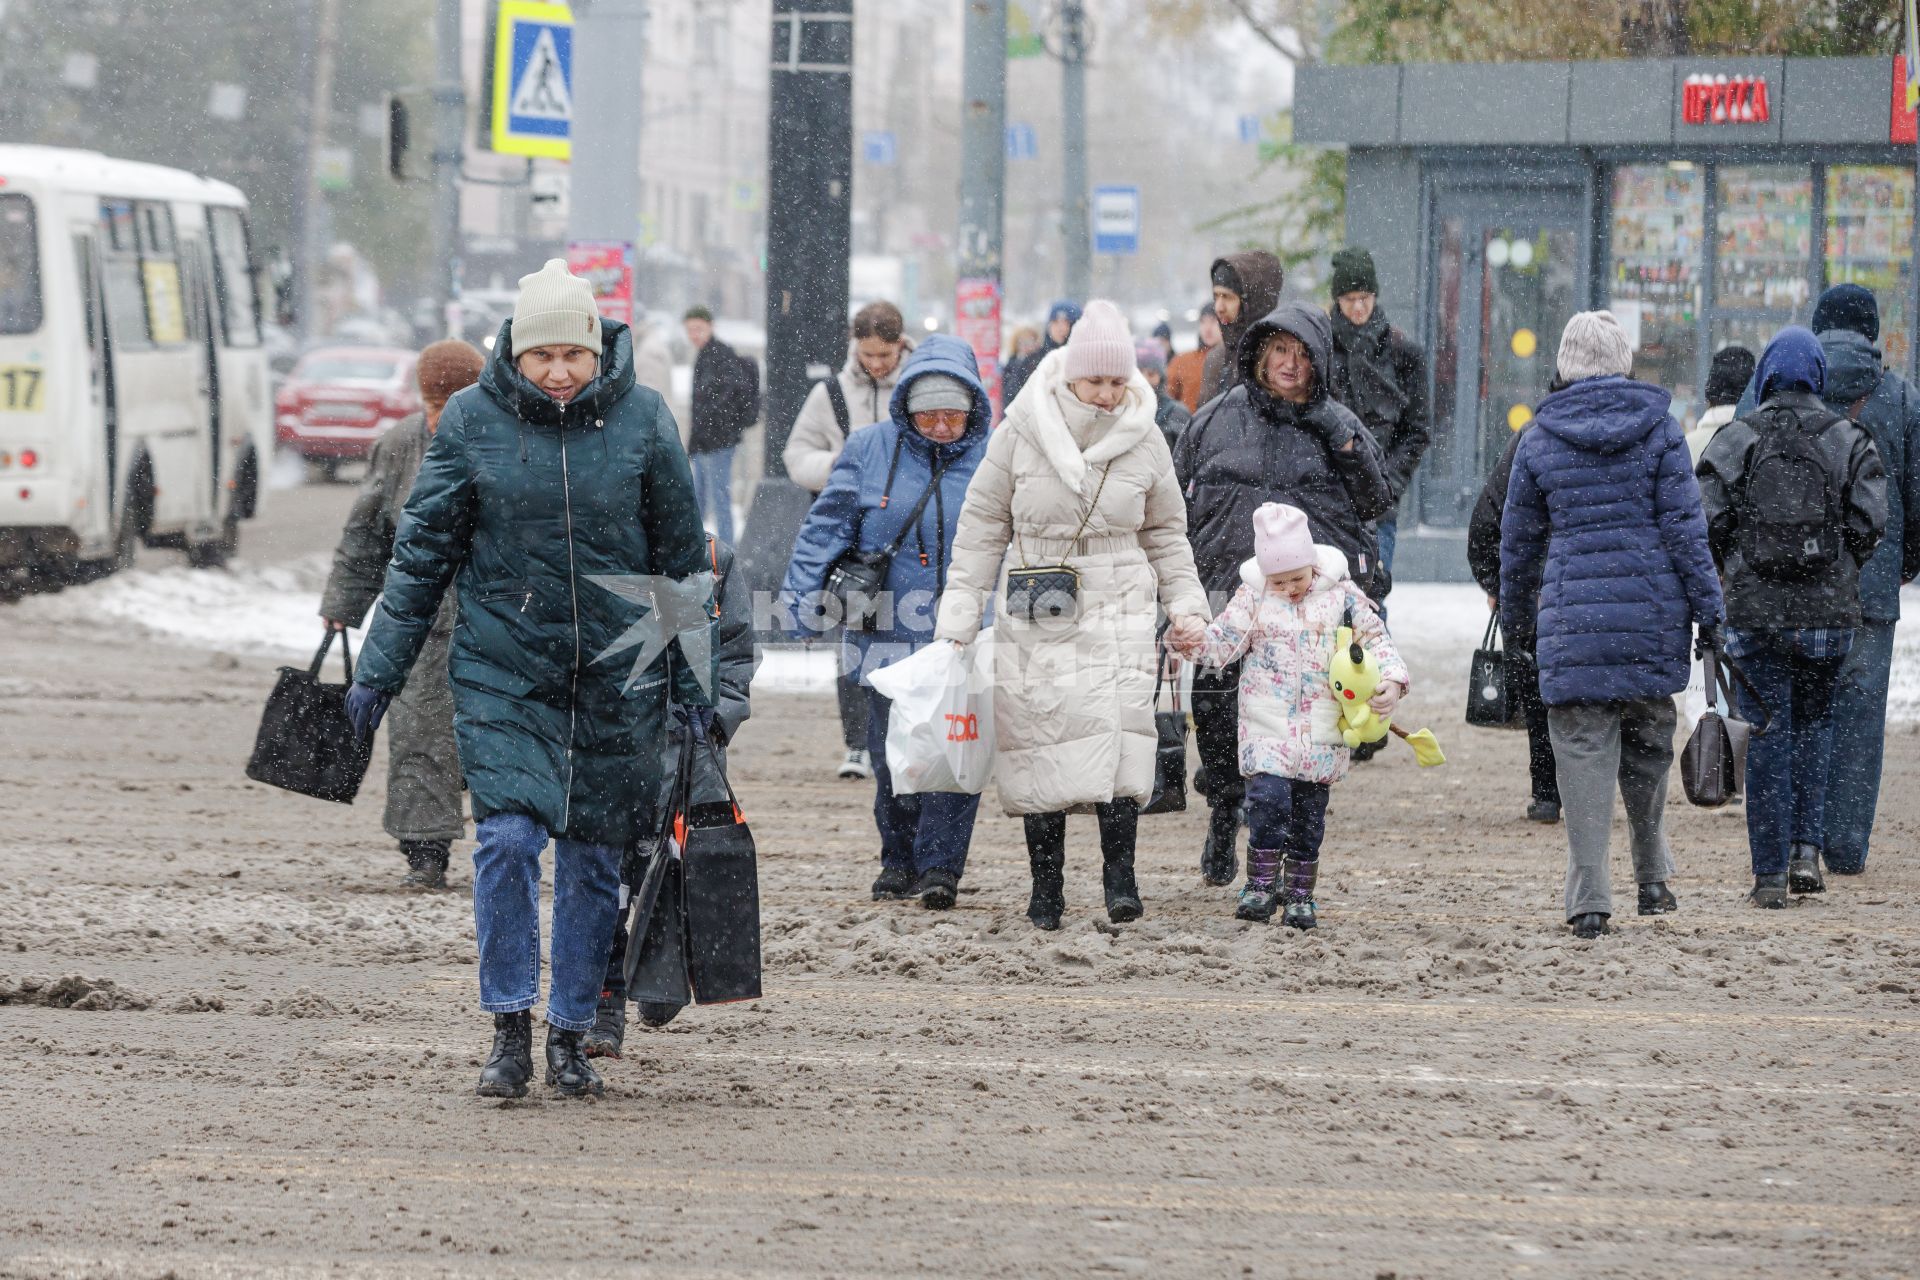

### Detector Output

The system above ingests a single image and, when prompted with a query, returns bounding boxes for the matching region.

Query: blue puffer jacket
[1819,330,1920,623]
[781,335,991,683]
[1500,375,1723,706]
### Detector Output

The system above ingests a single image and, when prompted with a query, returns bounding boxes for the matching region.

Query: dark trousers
[1191,660,1245,811]
[1729,627,1852,877]
[1023,799,1139,864]
[868,687,980,877]
[1244,774,1330,861]
[1513,644,1561,805]
[836,663,869,751]
[1823,621,1894,872]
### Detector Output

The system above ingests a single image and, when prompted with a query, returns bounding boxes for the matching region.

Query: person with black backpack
[684,305,760,544]
[783,301,914,781]
[1698,326,1887,909]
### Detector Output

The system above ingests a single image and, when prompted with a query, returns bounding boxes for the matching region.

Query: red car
[275,347,421,478]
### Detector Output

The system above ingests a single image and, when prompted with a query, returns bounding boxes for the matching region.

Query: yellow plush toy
[1328,623,1447,767]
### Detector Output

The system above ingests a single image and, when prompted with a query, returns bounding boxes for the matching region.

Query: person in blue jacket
[782,335,992,910]
[1500,311,1723,940]
[1733,286,1920,877]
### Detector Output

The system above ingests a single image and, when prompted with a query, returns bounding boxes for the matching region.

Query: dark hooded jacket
[1698,328,1887,631]
[356,319,714,848]
[1199,251,1285,407]
[1501,374,1723,706]
[1173,302,1394,603]
[1002,300,1081,406]
[1817,329,1920,623]
[688,334,758,455]
[781,334,993,682]
[1329,307,1433,505]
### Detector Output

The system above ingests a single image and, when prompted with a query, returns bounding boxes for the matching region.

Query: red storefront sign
[1681,74,1770,127]
[565,241,636,327]
[954,276,1004,421]
[1893,56,1918,145]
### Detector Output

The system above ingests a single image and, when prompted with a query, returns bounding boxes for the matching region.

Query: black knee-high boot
[1099,799,1142,924]
[1024,813,1066,931]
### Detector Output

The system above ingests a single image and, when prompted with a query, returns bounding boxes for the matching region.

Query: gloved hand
[1695,623,1722,661]
[1306,409,1356,450]
[679,703,719,745]
[344,683,392,741]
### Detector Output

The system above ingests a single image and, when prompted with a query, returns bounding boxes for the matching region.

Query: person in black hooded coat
[1173,301,1393,888]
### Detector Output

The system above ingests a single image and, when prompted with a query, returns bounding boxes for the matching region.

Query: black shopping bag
[1143,643,1189,816]
[623,733,763,1006]
[1465,613,1517,729]
[1681,647,1765,808]
[244,630,374,803]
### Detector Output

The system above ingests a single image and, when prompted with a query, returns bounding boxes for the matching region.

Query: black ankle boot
[400,839,451,890]
[1236,847,1282,922]
[582,996,626,1058]
[1637,881,1678,916]
[915,867,959,911]
[1749,873,1789,909]
[476,1011,532,1098]
[545,1026,605,1098]
[871,866,915,901]
[1103,852,1143,924]
[1788,843,1826,895]
[1279,857,1318,930]
[1199,803,1240,886]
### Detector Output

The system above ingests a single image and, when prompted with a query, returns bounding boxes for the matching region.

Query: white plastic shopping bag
[868,632,995,795]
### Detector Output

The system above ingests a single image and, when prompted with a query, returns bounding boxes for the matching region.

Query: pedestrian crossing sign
[488,1,574,160]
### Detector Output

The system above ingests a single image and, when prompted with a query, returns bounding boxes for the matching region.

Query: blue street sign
[862,131,897,167]
[1006,122,1038,162]
[1092,185,1140,256]
[1238,114,1264,145]
[489,1,573,159]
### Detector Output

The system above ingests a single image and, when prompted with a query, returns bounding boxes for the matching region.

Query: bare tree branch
[1222,0,1312,64]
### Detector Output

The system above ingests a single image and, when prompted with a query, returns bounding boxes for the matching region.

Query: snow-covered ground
[16,558,1920,723]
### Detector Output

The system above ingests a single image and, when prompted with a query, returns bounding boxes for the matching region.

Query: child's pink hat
[1254,503,1315,575]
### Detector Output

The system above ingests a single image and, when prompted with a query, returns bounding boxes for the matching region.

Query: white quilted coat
[934,349,1210,815]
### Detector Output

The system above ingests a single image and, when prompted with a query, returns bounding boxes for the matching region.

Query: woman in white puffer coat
[935,300,1211,930]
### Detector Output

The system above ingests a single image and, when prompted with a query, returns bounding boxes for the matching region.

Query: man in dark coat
[1174,301,1393,887]
[321,340,485,888]
[1699,326,1887,907]
[350,260,715,1100]
[588,534,758,1058]
[1198,250,1285,407]
[1502,311,1723,939]
[684,305,758,544]
[1327,246,1432,578]
[1002,299,1080,405]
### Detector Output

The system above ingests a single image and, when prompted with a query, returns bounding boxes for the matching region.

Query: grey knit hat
[511,258,602,357]
[906,373,972,415]
[1556,310,1634,383]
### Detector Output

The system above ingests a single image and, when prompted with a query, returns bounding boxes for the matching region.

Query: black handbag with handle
[1142,640,1190,816]
[244,630,375,804]
[1005,463,1112,624]
[825,437,947,633]
[1465,613,1518,729]
[1681,646,1766,808]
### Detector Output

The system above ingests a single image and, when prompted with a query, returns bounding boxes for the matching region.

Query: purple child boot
[1236,848,1283,922]
[1280,857,1319,930]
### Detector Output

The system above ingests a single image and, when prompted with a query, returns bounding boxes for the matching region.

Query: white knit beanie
[1556,310,1634,383]
[1063,299,1136,381]
[511,258,602,357]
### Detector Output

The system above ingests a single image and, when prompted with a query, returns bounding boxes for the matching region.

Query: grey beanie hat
[906,373,973,416]
[1556,310,1634,383]
[511,258,602,357]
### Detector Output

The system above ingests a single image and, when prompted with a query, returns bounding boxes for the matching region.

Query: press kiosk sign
[1681,73,1771,126]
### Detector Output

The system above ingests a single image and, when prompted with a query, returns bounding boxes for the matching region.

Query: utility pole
[569,0,649,244]
[431,0,465,338]
[956,0,1008,414]
[300,0,342,340]
[738,0,854,633]
[1059,0,1090,304]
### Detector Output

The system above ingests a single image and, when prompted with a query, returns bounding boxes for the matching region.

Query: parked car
[274,346,420,480]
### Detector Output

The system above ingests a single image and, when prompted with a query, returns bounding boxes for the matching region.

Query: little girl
[1169,503,1408,928]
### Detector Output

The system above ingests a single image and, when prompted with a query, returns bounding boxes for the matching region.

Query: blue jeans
[1244,774,1331,861]
[1823,621,1895,873]
[690,446,736,544]
[1727,628,1853,877]
[472,813,624,1032]
[867,687,981,877]
[1375,518,1398,575]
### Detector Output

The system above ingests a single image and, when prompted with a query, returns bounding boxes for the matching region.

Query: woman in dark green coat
[348,259,714,1100]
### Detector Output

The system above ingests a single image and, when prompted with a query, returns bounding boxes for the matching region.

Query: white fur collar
[1237,545,1352,593]
[1013,347,1160,491]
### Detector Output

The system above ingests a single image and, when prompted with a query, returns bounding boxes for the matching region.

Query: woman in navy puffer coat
[1500,311,1722,939]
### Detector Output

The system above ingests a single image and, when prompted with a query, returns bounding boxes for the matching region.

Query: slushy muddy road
[1,483,1915,1278]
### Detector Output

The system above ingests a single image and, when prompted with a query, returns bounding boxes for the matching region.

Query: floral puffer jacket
[1175,546,1408,785]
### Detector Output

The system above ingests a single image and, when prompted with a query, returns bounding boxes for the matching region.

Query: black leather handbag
[1681,646,1766,808]
[244,630,375,804]
[1465,613,1518,729]
[825,443,946,633]
[1142,642,1190,816]
[1006,463,1111,624]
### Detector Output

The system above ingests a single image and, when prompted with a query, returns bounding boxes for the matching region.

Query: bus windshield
[0,194,41,335]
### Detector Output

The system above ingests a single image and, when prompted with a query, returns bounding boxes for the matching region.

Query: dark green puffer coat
[357,319,714,848]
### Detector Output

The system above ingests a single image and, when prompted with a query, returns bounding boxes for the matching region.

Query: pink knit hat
[1253,503,1316,575]
[1064,299,1137,381]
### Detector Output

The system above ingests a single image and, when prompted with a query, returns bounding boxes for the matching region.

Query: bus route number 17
[0,366,45,413]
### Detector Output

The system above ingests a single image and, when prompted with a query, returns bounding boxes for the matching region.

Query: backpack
[820,375,851,436]
[1739,405,1848,582]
